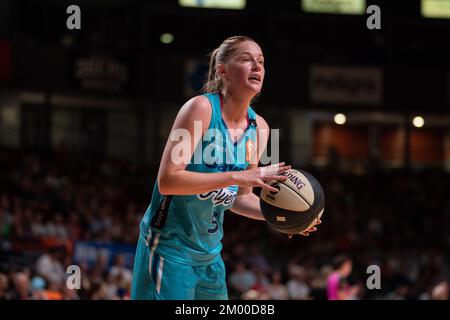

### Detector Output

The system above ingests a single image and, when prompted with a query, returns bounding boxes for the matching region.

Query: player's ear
[216,63,226,79]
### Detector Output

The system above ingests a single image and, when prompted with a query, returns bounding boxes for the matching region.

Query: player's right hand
[232,162,291,192]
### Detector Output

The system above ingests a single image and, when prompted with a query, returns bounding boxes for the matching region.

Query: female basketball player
[131,36,320,300]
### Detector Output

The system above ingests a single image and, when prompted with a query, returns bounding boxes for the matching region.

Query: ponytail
[203,48,222,93]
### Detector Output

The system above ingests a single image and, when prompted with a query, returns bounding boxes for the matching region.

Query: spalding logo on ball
[260,169,325,235]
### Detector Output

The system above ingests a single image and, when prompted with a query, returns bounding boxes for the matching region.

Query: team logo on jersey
[245,138,256,163]
[198,186,238,207]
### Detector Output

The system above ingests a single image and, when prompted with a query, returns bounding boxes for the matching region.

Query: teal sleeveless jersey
[139,93,258,266]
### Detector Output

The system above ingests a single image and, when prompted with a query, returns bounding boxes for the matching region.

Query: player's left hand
[300,218,322,236]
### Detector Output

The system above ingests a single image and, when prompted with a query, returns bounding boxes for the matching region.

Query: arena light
[302,0,366,15]
[160,33,174,44]
[412,116,425,128]
[334,113,346,125]
[179,0,246,10]
[421,0,450,19]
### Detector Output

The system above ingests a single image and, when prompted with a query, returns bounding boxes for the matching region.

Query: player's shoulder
[178,95,212,120]
[186,94,212,110]
[255,113,269,131]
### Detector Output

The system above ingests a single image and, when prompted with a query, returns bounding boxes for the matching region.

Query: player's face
[342,261,353,277]
[223,41,265,95]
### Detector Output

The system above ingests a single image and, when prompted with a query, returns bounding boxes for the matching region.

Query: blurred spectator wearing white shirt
[35,246,66,289]
[287,265,311,300]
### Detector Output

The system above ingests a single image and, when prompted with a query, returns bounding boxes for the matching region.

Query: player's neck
[220,90,252,123]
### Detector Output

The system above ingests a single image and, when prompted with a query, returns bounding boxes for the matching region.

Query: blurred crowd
[0,147,449,300]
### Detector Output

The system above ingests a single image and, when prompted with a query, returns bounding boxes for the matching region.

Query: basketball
[260,169,325,235]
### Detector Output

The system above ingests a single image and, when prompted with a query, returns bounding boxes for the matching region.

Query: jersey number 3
[208,211,219,233]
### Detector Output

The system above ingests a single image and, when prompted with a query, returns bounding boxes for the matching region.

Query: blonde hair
[202,35,257,93]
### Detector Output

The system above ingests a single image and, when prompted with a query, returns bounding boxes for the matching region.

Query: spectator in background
[10,271,32,300]
[89,253,109,285]
[229,262,257,295]
[30,212,46,238]
[0,273,12,300]
[62,284,81,300]
[35,246,66,289]
[29,275,60,300]
[310,265,332,300]
[49,213,69,240]
[104,272,120,300]
[245,244,270,274]
[266,271,289,300]
[250,267,270,294]
[109,254,132,285]
[431,281,449,300]
[326,255,359,300]
[386,284,411,300]
[91,282,110,300]
[1,148,449,300]
[241,288,270,300]
[287,265,311,300]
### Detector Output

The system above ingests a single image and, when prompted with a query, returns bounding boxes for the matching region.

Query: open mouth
[248,74,261,82]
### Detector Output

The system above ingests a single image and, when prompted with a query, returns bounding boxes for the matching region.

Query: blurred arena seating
[0,147,448,300]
